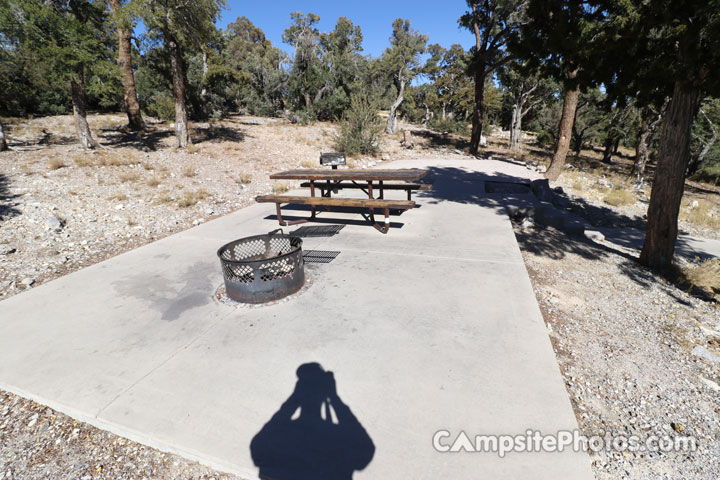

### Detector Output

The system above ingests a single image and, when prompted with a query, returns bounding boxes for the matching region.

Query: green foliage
[334,94,383,155]
[225,16,287,116]
[145,91,175,121]
[428,117,469,136]
[0,0,119,115]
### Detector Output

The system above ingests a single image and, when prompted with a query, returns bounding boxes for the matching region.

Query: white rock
[691,345,720,364]
[115,204,124,210]
[585,230,606,242]
[21,278,35,287]
[44,216,62,232]
[701,377,720,392]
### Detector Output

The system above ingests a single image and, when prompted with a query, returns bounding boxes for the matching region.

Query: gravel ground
[516,224,720,479]
[0,389,240,480]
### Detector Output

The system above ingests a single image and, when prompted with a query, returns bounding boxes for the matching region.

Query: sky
[216,0,475,57]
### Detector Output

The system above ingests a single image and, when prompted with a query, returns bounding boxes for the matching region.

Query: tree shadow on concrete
[250,362,375,480]
[0,174,20,221]
[418,166,702,305]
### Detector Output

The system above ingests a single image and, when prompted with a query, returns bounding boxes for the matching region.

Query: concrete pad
[0,159,593,479]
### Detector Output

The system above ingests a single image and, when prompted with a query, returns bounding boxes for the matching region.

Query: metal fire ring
[217,229,305,303]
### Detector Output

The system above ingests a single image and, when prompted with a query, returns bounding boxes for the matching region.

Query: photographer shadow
[250,363,375,480]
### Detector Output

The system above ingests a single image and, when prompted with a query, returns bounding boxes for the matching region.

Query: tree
[510,0,607,180]
[225,16,287,116]
[0,0,110,149]
[315,17,365,119]
[570,88,606,158]
[108,0,144,130]
[0,122,7,151]
[282,12,324,114]
[381,19,427,134]
[135,0,225,147]
[633,103,666,182]
[595,0,720,269]
[688,98,720,178]
[460,0,526,155]
[497,60,555,151]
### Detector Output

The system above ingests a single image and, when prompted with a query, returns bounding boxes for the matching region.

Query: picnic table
[256,168,429,234]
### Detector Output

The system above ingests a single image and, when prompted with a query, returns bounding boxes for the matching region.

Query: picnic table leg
[276,202,313,226]
[367,181,373,199]
[369,207,390,234]
[379,180,384,199]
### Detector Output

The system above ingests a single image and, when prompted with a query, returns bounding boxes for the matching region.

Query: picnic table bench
[256,168,429,234]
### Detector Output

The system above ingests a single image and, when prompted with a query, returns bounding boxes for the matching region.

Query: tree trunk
[633,105,666,182]
[572,126,584,158]
[639,82,700,270]
[0,122,7,152]
[109,0,144,131]
[469,67,487,155]
[199,49,209,120]
[602,135,614,163]
[422,103,431,128]
[304,92,312,111]
[545,78,580,181]
[167,33,190,148]
[70,67,99,149]
[509,102,522,152]
[386,77,405,134]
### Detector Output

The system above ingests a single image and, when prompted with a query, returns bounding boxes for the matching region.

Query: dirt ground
[1,115,719,479]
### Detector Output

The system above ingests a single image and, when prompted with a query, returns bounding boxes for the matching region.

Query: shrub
[603,189,637,206]
[333,95,383,155]
[145,92,175,122]
[428,117,469,136]
[681,258,720,302]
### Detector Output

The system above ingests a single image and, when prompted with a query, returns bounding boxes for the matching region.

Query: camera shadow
[250,362,375,480]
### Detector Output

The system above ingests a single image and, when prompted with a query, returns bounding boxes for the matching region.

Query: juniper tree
[108,0,143,130]
[0,0,110,149]
[460,0,526,155]
[381,18,427,134]
[133,0,225,147]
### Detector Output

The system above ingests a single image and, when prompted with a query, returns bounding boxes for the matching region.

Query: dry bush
[142,161,154,171]
[182,165,197,177]
[109,192,128,201]
[48,158,66,170]
[177,189,209,208]
[680,198,720,230]
[73,155,95,167]
[147,176,161,187]
[127,218,138,227]
[272,183,290,194]
[681,258,720,302]
[96,150,138,167]
[300,159,315,168]
[603,189,637,206]
[154,191,173,204]
[119,171,140,183]
[235,173,253,185]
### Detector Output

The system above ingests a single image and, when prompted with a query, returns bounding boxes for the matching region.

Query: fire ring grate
[217,229,305,303]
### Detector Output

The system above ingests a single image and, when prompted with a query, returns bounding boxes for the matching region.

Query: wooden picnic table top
[269,168,428,182]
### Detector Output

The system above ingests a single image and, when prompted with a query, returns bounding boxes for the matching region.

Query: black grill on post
[319,152,346,169]
[217,230,305,303]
